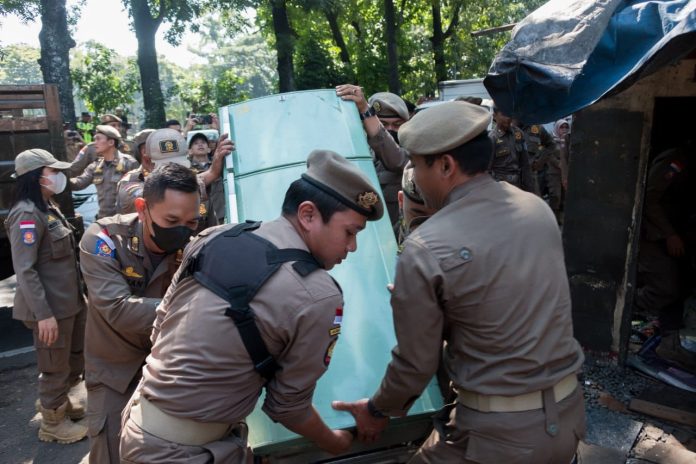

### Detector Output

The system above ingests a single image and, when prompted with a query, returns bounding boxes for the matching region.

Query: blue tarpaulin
[484,0,696,124]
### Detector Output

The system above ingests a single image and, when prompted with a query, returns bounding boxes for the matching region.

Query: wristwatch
[359,106,377,121]
[367,399,387,418]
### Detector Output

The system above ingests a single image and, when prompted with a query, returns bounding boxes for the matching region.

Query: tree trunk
[324,8,350,64]
[430,0,447,83]
[38,0,76,127]
[131,0,166,128]
[384,0,400,94]
[271,0,295,93]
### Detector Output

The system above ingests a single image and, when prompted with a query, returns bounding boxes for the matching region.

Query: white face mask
[42,172,67,194]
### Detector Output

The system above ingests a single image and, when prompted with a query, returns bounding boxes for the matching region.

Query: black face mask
[387,129,399,145]
[146,206,193,254]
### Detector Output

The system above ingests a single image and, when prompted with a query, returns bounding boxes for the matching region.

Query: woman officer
[6,149,87,444]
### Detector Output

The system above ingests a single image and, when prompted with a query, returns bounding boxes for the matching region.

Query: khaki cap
[100,113,122,124]
[95,124,122,141]
[401,161,424,205]
[146,128,190,168]
[399,101,490,156]
[133,129,155,150]
[301,150,384,221]
[13,149,71,177]
[368,92,409,121]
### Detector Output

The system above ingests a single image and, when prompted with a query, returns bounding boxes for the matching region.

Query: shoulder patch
[96,228,116,250]
[20,220,36,246]
[94,239,116,258]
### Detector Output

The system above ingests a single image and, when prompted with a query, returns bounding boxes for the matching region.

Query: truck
[0,84,81,280]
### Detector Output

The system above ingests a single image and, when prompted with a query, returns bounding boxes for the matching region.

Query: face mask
[41,172,67,194]
[387,130,399,145]
[146,206,193,253]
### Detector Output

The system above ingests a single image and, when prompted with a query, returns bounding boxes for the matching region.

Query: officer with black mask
[78,163,200,464]
[336,85,410,227]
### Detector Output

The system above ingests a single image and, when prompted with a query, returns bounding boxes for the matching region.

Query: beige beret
[133,129,155,150]
[100,113,122,124]
[401,161,424,205]
[398,101,490,156]
[145,128,189,168]
[368,92,409,121]
[95,124,122,141]
[301,150,384,221]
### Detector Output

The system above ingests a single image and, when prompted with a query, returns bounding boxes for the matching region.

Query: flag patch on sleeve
[20,221,36,245]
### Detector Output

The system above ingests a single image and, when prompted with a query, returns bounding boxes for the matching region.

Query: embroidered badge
[531,125,540,134]
[19,221,36,245]
[324,339,337,366]
[357,191,379,210]
[329,326,341,337]
[94,228,116,258]
[199,203,207,217]
[95,239,115,258]
[122,266,143,278]
[372,101,382,112]
[333,307,343,325]
[159,140,179,153]
[129,236,139,253]
[514,131,523,141]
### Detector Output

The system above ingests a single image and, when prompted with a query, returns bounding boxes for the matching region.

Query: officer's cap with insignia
[146,128,190,168]
[399,101,490,156]
[100,113,122,124]
[401,161,424,205]
[95,124,122,142]
[368,92,410,121]
[13,149,71,177]
[301,149,384,221]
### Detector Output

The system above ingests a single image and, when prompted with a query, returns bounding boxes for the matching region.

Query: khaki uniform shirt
[70,142,98,177]
[488,127,536,193]
[372,175,584,416]
[79,214,182,393]
[71,151,139,218]
[6,200,85,322]
[141,217,343,426]
[367,126,408,224]
[189,158,220,229]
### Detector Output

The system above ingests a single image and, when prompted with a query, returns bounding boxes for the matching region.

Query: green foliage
[294,33,347,90]
[71,42,141,115]
[0,44,43,84]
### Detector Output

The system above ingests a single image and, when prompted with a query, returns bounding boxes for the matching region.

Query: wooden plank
[629,398,696,427]
[0,118,48,132]
[0,85,45,93]
[0,93,46,101]
[0,101,46,110]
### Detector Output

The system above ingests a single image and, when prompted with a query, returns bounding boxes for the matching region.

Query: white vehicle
[438,78,491,101]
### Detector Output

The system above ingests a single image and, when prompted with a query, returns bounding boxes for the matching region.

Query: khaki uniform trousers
[87,378,138,464]
[24,308,86,409]
[409,387,585,464]
[119,392,252,464]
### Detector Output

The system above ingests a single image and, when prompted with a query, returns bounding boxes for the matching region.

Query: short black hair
[165,119,181,128]
[143,163,198,204]
[281,178,349,223]
[188,132,209,148]
[424,131,492,175]
[12,167,48,213]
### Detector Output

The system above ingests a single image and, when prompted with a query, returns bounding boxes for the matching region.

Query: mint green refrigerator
[219,90,443,463]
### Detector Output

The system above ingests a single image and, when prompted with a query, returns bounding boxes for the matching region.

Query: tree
[0,44,43,84]
[430,0,463,83]
[122,0,250,128]
[71,42,140,116]
[270,0,296,92]
[0,0,78,125]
